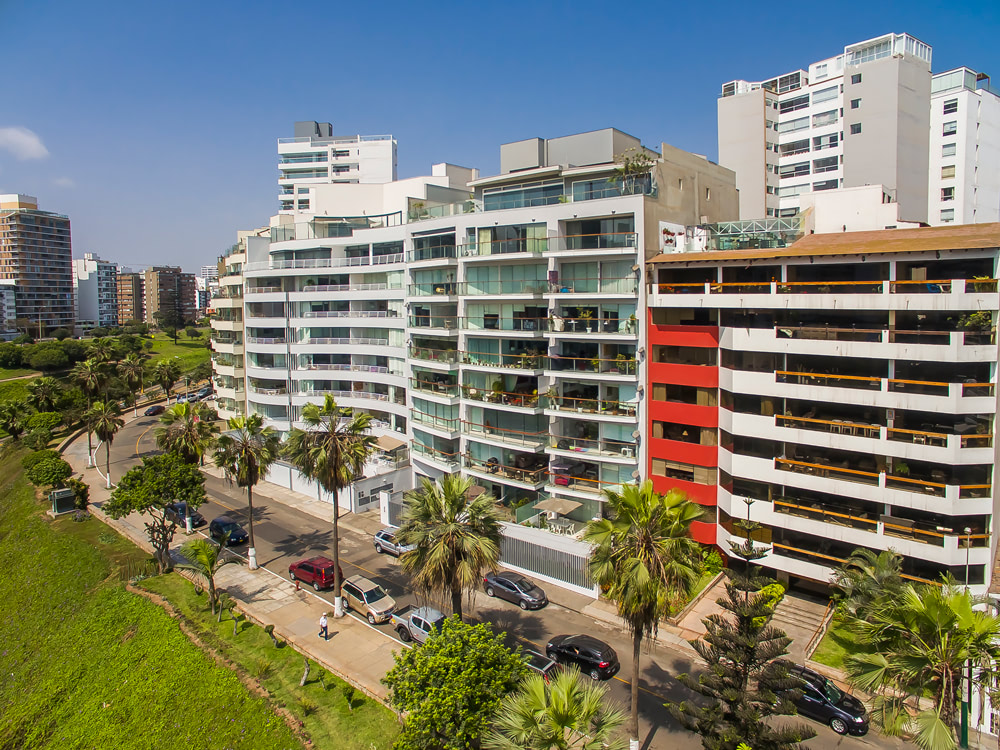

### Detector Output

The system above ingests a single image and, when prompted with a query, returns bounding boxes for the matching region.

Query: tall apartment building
[0,194,74,334]
[73,253,118,330]
[143,266,197,326]
[0,280,17,338]
[929,68,1000,226]
[116,271,144,324]
[278,121,397,214]
[719,33,935,223]
[212,232,257,420]
[200,264,219,281]
[647,222,1000,593]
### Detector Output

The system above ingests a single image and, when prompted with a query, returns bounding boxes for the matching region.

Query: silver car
[373,528,415,557]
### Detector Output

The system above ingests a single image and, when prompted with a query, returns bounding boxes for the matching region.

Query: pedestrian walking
[318,612,328,640]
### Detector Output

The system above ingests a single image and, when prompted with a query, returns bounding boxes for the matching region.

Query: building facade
[211,233,255,419]
[647,222,1000,594]
[73,252,118,330]
[143,266,197,326]
[0,194,74,334]
[116,271,144,324]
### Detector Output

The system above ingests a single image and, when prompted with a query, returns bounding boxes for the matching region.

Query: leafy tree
[87,400,125,488]
[831,548,904,620]
[25,455,72,487]
[88,337,115,363]
[0,342,24,368]
[0,400,28,440]
[584,482,703,740]
[22,428,53,451]
[117,353,147,416]
[27,411,63,433]
[22,449,60,472]
[184,327,201,339]
[27,345,69,372]
[27,377,62,412]
[190,360,213,385]
[154,306,184,344]
[383,618,527,750]
[66,476,90,510]
[668,504,815,750]
[51,327,70,341]
[282,395,375,617]
[59,338,88,363]
[156,401,220,465]
[12,333,33,345]
[151,358,181,403]
[483,666,628,750]
[213,414,280,571]
[89,326,110,338]
[177,538,235,615]
[397,473,502,622]
[104,453,207,572]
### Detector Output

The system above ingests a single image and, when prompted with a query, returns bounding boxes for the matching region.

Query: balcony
[410,376,459,398]
[548,432,637,459]
[295,388,389,402]
[408,346,459,365]
[297,336,389,347]
[461,351,547,371]
[464,455,547,485]
[548,394,637,418]
[243,253,404,272]
[408,282,459,297]
[463,420,547,450]
[411,442,460,470]
[460,316,547,334]
[462,387,543,410]
[548,355,637,376]
[549,277,638,296]
[295,309,399,319]
[411,410,460,433]
[300,282,398,293]
[549,313,638,335]
[408,315,459,331]
[246,336,286,345]
[460,280,546,296]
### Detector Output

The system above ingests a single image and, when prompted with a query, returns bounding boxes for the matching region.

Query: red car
[288,556,344,591]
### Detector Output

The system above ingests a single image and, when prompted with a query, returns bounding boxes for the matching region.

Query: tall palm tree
[583,481,703,742]
[282,395,375,617]
[118,353,147,416]
[177,538,235,615]
[156,402,220,465]
[397,473,503,621]
[87,400,125,488]
[483,667,628,750]
[72,358,106,466]
[213,414,281,571]
[151,359,181,404]
[832,547,904,620]
[88,336,114,363]
[0,400,27,441]
[27,376,62,412]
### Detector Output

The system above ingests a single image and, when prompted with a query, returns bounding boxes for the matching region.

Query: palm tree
[27,376,62,412]
[151,359,181,404]
[118,353,147,416]
[397,473,503,621]
[282,395,375,617]
[87,400,125,488]
[88,336,114,363]
[583,481,703,742]
[177,537,235,615]
[213,414,281,571]
[156,402,220,465]
[0,400,27,441]
[72,358,106,466]
[832,547,904,620]
[483,667,628,750]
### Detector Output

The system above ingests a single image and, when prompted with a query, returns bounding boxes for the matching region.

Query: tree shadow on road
[264,528,336,565]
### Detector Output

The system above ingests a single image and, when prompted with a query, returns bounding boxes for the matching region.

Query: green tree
[668,503,814,750]
[0,342,24,368]
[397,473,502,622]
[185,327,201,339]
[27,376,62,412]
[24,455,72,487]
[27,411,63,433]
[483,666,628,750]
[87,400,125,488]
[383,618,527,750]
[177,538,236,615]
[72,358,107,466]
[154,306,185,344]
[584,481,703,741]
[0,400,27,440]
[51,327,70,341]
[156,401,220,465]
[151,358,181,403]
[213,414,280,570]
[28,345,69,372]
[831,548,904,620]
[104,453,207,572]
[117,353,147,416]
[88,337,115,363]
[282,395,375,617]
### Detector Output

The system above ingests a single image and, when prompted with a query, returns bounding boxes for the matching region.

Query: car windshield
[222,523,241,534]
[823,678,843,703]
[364,588,388,604]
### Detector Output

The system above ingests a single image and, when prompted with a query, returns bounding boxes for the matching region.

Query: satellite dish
[630,470,641,479]
[631,429,641,439]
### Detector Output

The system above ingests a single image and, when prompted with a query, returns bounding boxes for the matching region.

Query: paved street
[84,410,913,750]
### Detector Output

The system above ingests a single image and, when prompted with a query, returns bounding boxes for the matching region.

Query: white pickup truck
[390,605,446,644]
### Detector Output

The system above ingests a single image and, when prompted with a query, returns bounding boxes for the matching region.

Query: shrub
[752,582,786,627]
[27,412,63,433]
[22,449,60,471]
[28,346,69,371]
[0,342,24,368]
[22,428,53,451]
[703,548,724,576]
[66,476,90,510]
[25,455,72,487]
[13,334,33,345]
[250,657,273,681]
[51,327,71,341]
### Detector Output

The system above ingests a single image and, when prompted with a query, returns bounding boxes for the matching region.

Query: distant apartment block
[116,271,144,324]
[143,266,196,326]
[73,252,118,330]
[0,280,17,338]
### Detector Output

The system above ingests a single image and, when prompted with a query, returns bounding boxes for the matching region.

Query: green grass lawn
[146,330,211,374]
[141,574,400,750]
[0,367,38,380]
[811,615,867,669]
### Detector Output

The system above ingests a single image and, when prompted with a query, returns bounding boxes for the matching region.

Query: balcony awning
[376,434,406,452]
[533,497,583,516]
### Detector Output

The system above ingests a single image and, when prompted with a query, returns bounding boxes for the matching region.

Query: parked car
[390,605,445,644]
[546,634,620,681]
[175,393,195,404]
[784,664,868,736]
[288,556,343,591]
[209,515,248,546]
[165,501,206,528]
[196,385,213,400]
[484,571,547,610]
[524,649,560,682]
[144,404,165,416]
[341,574,396,625]
[373,528,415,557]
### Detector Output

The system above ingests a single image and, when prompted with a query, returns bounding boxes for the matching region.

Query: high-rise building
[143,266,196,326]
[116,271,144,325]
[0,194,74,334]
[929,67,1000,226]
[73,252,118,330]
[200,264,219,281]
[0,280,17,338]
[211,233,256,420]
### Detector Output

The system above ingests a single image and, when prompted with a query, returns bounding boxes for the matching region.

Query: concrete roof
[649,222,1000,264]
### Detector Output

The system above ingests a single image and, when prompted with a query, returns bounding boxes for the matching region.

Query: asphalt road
[106,414,911,750]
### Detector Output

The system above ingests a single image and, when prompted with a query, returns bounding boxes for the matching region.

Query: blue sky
[2,0,998,273]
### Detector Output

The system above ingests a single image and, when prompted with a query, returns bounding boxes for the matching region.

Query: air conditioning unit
[620,447,635,458]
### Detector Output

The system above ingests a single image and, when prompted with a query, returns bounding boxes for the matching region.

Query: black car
[209,515,248,546]
[144,404,165,416]
[546,634,620,681]
[165,502,206,528]
[483,571,547,610]
[786,665,868,736]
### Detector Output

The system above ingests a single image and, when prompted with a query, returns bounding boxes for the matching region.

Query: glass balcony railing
[412,442,460,468]
[461,351,547,370]
[408,346,459,365]
[464,455,547,484]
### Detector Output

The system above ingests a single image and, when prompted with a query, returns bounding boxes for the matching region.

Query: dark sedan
[144,404,165,416]
[546,634,620,681]
[785,664,868,736]
[483,571,547,610]
[165,502,206,528]
[209,515,248,546]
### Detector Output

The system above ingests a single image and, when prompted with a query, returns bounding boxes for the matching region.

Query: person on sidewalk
[319,612,328,640]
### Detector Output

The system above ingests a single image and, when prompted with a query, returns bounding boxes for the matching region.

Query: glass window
[779,94,810,113]
[943,98,958,114]
[941,187,955,201]
[779,162,810,179]
[813,133,839,151]
[943,121,958,136]
[942,165,956,179]
[813,156,838,174]
[940,209,955,222]
[850,123,862,135]
[777,117,809,133]
[851,73,862,84]
[942,143,957,157]
[812,86,838,104]
[779,139,810,156]
[850,98,861,109]
[483,179,563,211]
[812,110,838,127]
[813,179,839,191]
[776,183,809,197]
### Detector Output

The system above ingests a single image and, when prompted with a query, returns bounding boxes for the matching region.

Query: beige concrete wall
[718,89,767,219]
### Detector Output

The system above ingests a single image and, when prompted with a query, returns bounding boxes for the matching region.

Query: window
[778,116,809,133]
[942,165,956,179]
[851,73,862,84]
[940,209,955,222]
[943,121,958,136]
[942,143,957,157]
[813,179,839,191]
[779,94,810,113]
[705,187,711,200]
[776,183,809,197]
[850,123,862,135]
[941,187,955,201]
[780,139,810,156]
[813,156,839,174]
[812,110,838,127]
[779,162,810,179]
[812,86,838,104]
[813,133,839,151]
[850,98,861,109]
[943,98,958,114]
[814,63,828,78]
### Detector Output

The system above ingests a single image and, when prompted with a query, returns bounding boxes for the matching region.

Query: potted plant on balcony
[610,147,655,196]
[627,312,637,333]
[591,356,602,373]
[490,379,505,403]
[579,308,594,333]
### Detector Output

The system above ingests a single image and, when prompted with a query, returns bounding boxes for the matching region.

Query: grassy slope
[146,330,211,374]
[0,451,301,750]
[810,615,864,669]
[0,368,37,380]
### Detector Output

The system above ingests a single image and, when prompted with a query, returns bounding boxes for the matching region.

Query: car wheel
[374,543,383,554]
[312,582,321,592]
[397,628,411,643]
[289,571,296,581]
[519,599,528,610]
[486,586,495,597]
[367,612,377,625]
[830,717,848,735]
[589,669,600,681]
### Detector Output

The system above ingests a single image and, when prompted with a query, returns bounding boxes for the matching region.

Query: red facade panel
[648,362,719,388]
[690,519,717,545]
[648,400,718,428]
[649,474,718,506]
[649,436,717,467]
[648,324,720,349]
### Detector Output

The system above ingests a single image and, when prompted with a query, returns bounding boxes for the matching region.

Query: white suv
[373,528,415,557]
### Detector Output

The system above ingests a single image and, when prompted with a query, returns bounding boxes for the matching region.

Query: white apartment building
[73,252,118,330]
[648,222,1000,594]
[211,232,256,420]
[200,264,219,281]
[278,121,397,214]
[929,68,1000,226]
[719,33,936,223]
